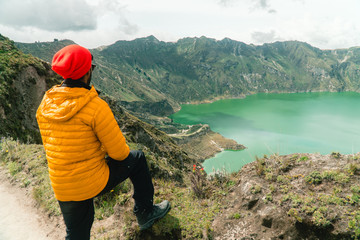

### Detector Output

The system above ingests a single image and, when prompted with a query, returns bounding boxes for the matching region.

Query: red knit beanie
[51,44,92,80]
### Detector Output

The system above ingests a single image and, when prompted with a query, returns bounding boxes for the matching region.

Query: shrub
[331,152,341,159]
[250,185,262,194]
[264,193,273,203]
[305,171,323,185]
[351,185,360,194]
[232,213,242,219]
[7,161,22,176]
[288,208,302,222]
[255,156,266,176]
[322,170,337,181]
[290,154,299,161]
[347,163,360,175]
[297,156,309,162]
[348,211,360,239]
[312,209,331,227]
[333,172,350,184]
[190,164,208,198]
[277,175,290,183]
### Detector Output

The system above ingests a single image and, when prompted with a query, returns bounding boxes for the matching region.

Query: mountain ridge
[14,34,360,161]
[15,36,360,115]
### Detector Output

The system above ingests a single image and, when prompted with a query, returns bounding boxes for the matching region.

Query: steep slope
[1,34,191,174]
[95,37,360,104]
[2,141,359,239]
[212,153,360,240]
[0,34,62,143]
[16,36,360,118]
[15,39,76,63]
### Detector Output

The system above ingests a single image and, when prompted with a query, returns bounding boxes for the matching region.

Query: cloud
[0,0,97,32]
[292,0,305,3]
[251,0,277,13]
[303,19,360,49]
[257,0,270,8]
[118,18,139,35]
[219,0,276,13]
[251,30,279,44]
[218,0,234,7]
[95,0,139,36]
[101,0,127,13]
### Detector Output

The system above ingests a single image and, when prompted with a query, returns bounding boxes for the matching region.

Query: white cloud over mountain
[0,0,359,50]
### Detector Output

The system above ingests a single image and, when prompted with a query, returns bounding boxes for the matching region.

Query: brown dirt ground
[0,167,64,240]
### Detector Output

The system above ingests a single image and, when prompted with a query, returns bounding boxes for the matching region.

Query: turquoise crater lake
[170,92,360,173]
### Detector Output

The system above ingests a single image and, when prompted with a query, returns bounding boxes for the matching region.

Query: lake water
[170,92,360,173]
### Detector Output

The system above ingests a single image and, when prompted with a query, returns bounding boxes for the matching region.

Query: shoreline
[170,124,245,162]
[171,89,360,169]
[178,89,359,106]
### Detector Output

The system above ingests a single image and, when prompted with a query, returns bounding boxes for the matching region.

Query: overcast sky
[0,0,359,50]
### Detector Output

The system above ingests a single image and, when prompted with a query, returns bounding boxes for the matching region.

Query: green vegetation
[0,138,60,215]
[251,184,262,194]
[15,35,360,118]
[254,153,360,238]
[231,213,242,219]
[0,137,239,239]
[0,34,62,143]
[305,170,350,185]
[348,211,360,239]
[331,151,341,159]
[305,171,323,185]
[15,39,76,63]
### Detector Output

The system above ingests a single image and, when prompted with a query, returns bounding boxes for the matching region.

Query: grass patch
[348,211,360,239]
[257,153,360,238]
[0,138,61,215]
[0,137,238,239]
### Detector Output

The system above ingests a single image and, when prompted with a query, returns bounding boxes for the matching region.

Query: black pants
[58,150,154,240]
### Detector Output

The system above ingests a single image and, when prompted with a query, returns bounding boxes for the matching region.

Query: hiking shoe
[135,200,171,230]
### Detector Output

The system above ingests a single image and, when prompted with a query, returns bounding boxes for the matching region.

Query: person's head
[51,44,95,85]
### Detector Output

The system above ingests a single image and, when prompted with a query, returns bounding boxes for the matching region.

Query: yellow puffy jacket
[36,85,130,201]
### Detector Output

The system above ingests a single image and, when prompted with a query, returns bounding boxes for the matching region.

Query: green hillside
[0,34,61,142]
[16,36,360,118]
[15,39,76,63]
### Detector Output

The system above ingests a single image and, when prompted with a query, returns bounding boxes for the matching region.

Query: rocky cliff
[212,152,360,239]
[0,34,62,143]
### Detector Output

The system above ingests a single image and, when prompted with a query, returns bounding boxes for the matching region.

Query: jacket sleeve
[93,100,130,161]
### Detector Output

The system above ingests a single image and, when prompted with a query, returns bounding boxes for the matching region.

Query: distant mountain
[15,39,76,63]
[16,36,360,117]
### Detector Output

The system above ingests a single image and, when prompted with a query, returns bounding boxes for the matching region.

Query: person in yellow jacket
[36,44,170,239]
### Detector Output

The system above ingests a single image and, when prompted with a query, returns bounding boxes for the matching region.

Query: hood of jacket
[37,85,98,122]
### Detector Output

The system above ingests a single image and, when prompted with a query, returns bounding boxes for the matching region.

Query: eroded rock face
[14,66,48,131]
[0,35,63,143]
[212,153,360,240]
[0,61,61,143]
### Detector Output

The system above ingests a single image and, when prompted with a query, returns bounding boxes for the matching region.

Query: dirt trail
[0,169,64,240]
